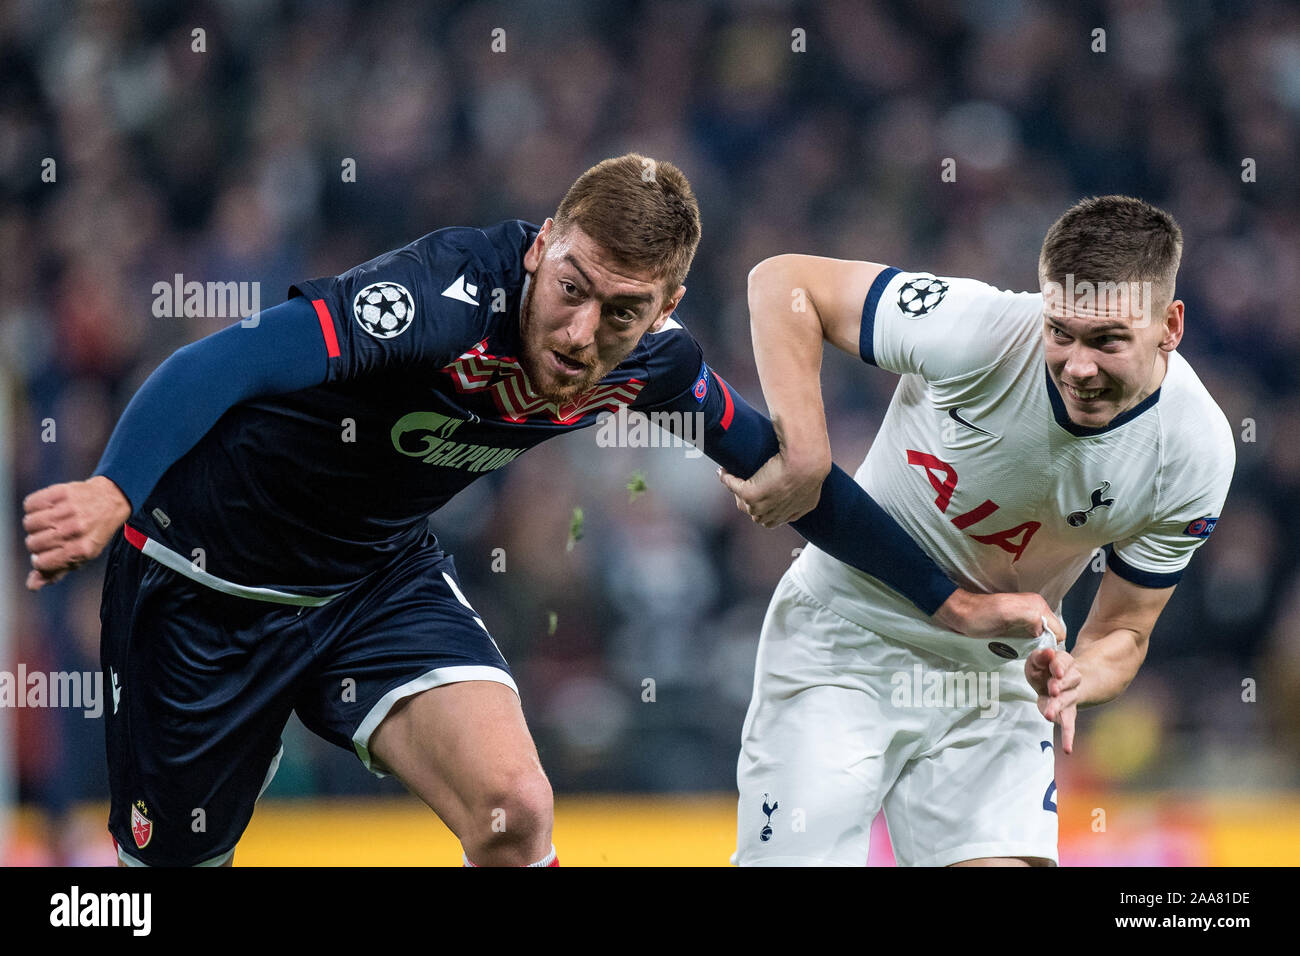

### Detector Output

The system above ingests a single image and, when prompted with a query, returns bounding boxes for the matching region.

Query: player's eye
[560,280,581,299]
[611,306,638,323]
[1050,326,1071,342]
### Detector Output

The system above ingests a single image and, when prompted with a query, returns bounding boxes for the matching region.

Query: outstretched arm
[26,224,519,590]
[639,368,1064,639]
[24,297,329,590]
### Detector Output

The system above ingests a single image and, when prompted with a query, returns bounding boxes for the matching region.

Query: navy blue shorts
[99,525,514,866]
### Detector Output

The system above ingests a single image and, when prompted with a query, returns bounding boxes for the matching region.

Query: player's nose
[563,299,601,349]
[1063,346,1099,383]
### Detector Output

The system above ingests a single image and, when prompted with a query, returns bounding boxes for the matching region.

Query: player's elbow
[748,255,820,328]
[747,254,787,287]
[746,256,778,312]
[747,254,811,293]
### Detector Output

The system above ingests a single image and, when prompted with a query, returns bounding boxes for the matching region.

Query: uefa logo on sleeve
[897,276,949,317]
[354,281,415,339]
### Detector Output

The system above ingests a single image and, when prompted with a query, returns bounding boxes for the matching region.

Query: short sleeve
[860,268,1042,382]
[627,317,707,408]
[1107,417,1236,588]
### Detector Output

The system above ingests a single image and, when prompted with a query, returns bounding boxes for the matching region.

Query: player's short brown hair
[553,153,701,297]
[1039,196,1183,305]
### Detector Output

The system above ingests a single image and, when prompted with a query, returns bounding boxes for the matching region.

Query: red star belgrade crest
[441,340,645,424]
[131,800,153,849]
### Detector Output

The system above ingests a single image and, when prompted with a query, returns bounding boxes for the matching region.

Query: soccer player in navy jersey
[22,154,1061,866]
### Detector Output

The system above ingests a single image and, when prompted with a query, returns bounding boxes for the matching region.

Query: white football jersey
[791,268,1236,668]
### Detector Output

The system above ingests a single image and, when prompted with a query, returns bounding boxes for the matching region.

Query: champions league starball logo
[354,281,415,339]
[897,276,949,317]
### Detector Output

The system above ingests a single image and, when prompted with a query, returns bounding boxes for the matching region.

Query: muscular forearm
[643,371,1070,630]
[687,376,957,615]
[791,466,958,614]
[747,256,832,477]
[1073,627,1148,707]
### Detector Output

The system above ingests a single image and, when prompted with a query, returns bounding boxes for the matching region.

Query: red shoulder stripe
[311,299,340,358]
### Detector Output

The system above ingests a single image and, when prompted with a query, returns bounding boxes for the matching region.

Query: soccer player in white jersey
[722,196,1236,866]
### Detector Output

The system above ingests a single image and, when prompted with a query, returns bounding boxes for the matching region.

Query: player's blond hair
[553,154,701,297]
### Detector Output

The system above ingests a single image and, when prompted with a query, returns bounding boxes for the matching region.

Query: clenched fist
[23,476,132,591]
[932,589,1067,644]
[717,452,829,529]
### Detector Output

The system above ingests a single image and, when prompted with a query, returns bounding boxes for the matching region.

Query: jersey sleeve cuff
[859,266,900,366]
[1104,544,1184,588]
[91,469,137,515]
[287,281,342,360]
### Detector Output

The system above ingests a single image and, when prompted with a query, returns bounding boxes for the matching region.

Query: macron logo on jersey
[441,274,479,306]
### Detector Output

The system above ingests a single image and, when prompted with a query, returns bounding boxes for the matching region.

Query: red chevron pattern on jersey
[441,339,646,424]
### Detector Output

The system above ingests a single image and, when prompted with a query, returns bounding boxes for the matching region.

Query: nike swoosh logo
[949,407,997,438]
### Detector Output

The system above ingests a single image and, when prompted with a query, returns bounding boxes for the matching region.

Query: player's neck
[1136,349,1169,405]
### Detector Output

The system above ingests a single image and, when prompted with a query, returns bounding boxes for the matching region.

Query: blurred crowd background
[2,0,1298,862]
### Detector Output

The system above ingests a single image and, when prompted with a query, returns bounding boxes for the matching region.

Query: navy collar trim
[1044,367,1161,437]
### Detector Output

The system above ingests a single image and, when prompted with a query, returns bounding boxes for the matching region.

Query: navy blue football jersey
[126,221,728,594]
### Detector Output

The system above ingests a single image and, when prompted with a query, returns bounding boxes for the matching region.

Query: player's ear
[651,284,686,331]
[523,219,554,273]
[1159,299,1184,352]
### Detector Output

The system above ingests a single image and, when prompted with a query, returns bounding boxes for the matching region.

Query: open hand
[932,590,1067,644]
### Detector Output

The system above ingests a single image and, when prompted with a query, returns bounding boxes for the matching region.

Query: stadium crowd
[2,0,1297,853]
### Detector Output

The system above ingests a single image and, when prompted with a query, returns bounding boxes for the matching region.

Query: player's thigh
[735,573,920,867]
[883,682,1059,868]
[101,531,310,866]
[368,679,551,840]
[296,545,550,842]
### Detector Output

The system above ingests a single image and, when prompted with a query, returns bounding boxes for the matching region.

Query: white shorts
[734,571,1059,867]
